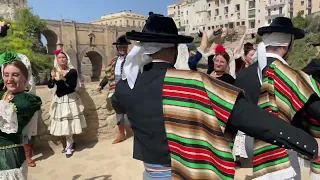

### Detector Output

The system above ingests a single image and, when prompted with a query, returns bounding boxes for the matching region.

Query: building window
[187,20,188,24]
[208,26,211,30]
[187,11,188,15]
[249,21,255,28]
[208,11,211,17]
[301,1,304,5]
[178,22,181,27]
[133,20,135,26]
[227,0,230,4]
[258,20,260,23]
[224,7,228,14]
[279,7,283,14]
[215,0,219,6]
[120,20,122,26]
[225,15,228,19]
[236,22,240,26]
[115,21,117,25]
[215,9,219,16]
[208,3,211,7]
[268,9,271,16]
[237,13,240,19]
[127,20,129,26]
[225,24,228,27]
[178,11,180,16]
[268,19,272,24]
[249,0,255,9]
[241,21,245,25]
[219,16,222,20]
[248,9,255,18]
[236,4,240,11]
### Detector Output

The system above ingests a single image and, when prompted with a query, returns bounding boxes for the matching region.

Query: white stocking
[65,135,74,155]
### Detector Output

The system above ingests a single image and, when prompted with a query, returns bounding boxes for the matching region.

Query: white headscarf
[3,54,38,139]
[1,54,35,93]
[0,53,39,139]
[174,44,190,70]
[122,42,174,89]
[252,32,294,84]
[54,51,81,90]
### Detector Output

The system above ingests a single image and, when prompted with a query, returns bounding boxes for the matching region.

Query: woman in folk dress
[48,49,86,158]
[0,51,42,179]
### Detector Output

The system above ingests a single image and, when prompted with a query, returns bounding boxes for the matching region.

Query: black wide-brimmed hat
[126,12,194,43]
[113,35,131,45]
[258,17,305,39]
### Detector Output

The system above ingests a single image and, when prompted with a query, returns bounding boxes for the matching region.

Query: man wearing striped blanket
[112,13,320,180]
[235,17,320,180]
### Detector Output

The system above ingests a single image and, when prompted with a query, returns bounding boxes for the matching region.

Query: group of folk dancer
[0,12,320,180]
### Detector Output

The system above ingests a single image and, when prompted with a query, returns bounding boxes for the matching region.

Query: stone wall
[35,83,117,147]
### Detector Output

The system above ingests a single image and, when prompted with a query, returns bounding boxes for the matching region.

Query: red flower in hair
[215,45,226,54]
[54,49,62,55]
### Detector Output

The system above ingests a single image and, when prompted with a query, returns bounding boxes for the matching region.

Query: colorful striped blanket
[253,60,320,180]
[105,56,118,95]
[162,69,243,180]
[301,77,320,180]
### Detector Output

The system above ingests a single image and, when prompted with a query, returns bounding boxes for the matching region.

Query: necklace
[2,91,14,101]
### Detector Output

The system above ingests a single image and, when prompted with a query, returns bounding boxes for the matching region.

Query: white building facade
[168,0,296,35]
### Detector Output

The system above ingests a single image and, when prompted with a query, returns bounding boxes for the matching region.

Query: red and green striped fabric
[162,69,242,180]
[253,60,317,179]
[105,57,118,93]
[303,77,320,178]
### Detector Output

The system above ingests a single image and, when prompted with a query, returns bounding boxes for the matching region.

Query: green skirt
[0,147,27,180]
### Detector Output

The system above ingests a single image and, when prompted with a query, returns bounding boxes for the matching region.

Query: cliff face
[0,0,27,20]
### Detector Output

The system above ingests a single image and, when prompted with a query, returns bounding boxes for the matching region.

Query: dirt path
[28,138,310,180]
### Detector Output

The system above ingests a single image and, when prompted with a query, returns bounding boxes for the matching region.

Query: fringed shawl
[253,60,319,180]
[162,69,242,179]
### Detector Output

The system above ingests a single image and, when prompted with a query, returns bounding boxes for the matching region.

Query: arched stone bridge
[42,19,142,82]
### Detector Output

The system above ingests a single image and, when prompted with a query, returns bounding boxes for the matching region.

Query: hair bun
[148,12,154,16]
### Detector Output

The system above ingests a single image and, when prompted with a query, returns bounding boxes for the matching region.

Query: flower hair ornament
[215,45,226,55]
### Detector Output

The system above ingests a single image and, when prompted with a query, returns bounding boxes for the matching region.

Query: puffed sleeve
[64,69,78,90]
[13,93,42,131]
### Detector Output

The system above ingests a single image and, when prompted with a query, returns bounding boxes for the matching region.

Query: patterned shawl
[253,60,319,180]
[105,56,118,94]
[299,77,320,180]
[162,69,242,179]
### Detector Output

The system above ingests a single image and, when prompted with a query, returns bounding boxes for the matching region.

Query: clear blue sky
[28,0,177,22]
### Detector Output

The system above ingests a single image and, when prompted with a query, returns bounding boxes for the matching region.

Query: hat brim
[258,26,305,39]
[113,42,131,45]
[126,31,194,44]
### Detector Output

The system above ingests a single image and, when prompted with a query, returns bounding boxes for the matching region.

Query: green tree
[0,8,53,79]
[292,11,308,29]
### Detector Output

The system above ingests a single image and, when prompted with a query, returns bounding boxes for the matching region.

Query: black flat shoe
[66,153,73,158]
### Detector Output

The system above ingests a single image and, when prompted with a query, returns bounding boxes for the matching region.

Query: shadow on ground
[72,174,112,180]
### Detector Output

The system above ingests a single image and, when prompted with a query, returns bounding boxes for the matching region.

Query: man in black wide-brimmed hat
[235,17,320,179]
[98,35,132,144]
[111,13,320,180]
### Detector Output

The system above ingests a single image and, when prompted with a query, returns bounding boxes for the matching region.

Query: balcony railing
[266,1,285,7]
[266,13,285,18]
